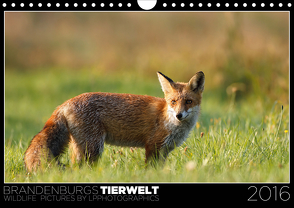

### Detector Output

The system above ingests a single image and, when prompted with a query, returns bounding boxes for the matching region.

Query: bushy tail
[24,109,70,172]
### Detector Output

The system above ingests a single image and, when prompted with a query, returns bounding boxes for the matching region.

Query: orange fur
[24,71,205,171]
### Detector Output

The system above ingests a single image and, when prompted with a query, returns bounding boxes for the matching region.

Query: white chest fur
[163,105,200,150]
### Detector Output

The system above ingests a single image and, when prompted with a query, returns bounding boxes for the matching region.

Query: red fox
[24,71,205,171]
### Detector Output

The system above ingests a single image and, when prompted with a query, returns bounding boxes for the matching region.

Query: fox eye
[171,100,177,105]
[186,100,192,104]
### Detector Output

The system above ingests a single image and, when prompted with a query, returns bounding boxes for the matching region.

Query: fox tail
[24,109,70,172]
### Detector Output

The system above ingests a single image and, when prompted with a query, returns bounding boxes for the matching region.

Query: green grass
[5,69,289,182]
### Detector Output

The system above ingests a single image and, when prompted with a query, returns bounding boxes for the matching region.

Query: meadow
[5,69,289,182]
[4,12,289,182]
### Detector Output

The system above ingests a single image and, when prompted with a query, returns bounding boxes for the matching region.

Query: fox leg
[84,131,106,163]
[145,142,174,166]
[145,145,158,163]
[158,146,173,163]
[145,143,164,165]
[69,137,83,164]
[70,129,106,164]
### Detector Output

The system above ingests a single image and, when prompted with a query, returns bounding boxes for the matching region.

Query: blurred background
[5,12,289,116]
[5,12,289,103]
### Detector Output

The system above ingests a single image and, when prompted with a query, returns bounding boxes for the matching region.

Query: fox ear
[157,72,175,94]
[187,71,205,92]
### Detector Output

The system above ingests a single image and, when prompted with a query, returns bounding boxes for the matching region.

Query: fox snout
[176,111,189,121]
[175,111,190,121]
[168,104,201,122]
[168,106,189,121]
[176,113,183,120]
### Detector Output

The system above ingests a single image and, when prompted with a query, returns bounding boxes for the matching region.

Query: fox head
[157,71,205,122]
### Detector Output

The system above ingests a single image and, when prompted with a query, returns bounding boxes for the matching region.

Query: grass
[4,69,289,182]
